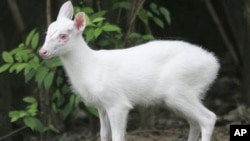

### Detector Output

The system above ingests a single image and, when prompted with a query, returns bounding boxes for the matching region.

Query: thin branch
[96,0,101,11]
[0,126,27,141]
[46,0,52,27]
[128,0,146,29]
[7,0,25,33]
[125,0,146,46]
[204,0,240,66]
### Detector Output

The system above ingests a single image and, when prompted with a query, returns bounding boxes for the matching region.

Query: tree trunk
[242,0,250,105]
[138,106,154,129]
[126,0,154,129]
[125,0,146,47]
[46,0,52,27]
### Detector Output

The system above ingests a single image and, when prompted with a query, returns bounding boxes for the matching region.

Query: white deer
[39,1,219,141]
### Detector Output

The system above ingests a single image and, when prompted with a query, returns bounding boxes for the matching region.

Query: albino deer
[39,1,219,141]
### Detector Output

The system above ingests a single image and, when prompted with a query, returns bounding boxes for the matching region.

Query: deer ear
[57,1,73,20]
[74,12,86,32]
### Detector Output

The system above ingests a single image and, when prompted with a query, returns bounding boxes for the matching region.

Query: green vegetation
[0,1,170,138]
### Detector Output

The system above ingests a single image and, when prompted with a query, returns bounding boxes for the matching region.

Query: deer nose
[39,49,48,57]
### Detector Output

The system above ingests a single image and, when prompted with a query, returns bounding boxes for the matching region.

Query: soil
[54,107,234,141]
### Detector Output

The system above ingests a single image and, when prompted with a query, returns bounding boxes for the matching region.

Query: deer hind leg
[198,104,216,141]
[165,97,216,141]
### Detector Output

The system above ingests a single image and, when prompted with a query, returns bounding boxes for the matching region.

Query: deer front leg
[107,106,130,141]
[98,108,112,141]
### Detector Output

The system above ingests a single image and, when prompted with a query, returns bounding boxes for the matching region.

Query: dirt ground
[56,108,232,141]
[57,122,229,141]
[83,126,228,141]
[54,96,247,141]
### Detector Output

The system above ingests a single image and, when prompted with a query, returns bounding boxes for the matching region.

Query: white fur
[39,1,219,141]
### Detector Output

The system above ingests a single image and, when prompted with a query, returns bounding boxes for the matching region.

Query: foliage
[112,1,171,28]
[0,29,83,133]
[75,5,124,48]
[74,1,169,48]
[0,0,170,136]
[9,96,59,133]
[0,28,58,93]
[141,2,171,27]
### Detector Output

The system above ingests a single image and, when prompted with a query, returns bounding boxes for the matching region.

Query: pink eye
[58,34,68,40]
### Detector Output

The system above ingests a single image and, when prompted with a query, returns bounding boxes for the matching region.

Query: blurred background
[0,0,249,141]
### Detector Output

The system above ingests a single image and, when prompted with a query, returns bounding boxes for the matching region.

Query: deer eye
[58,33,68,40]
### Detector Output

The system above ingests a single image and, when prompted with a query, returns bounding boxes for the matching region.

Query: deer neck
[59,36,98,80]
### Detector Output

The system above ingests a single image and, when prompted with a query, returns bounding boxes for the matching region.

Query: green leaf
[127,32,142,39]
[29,56,40,70]
[35,67,49,86]
[138,9,148,24]
[15,49,33,62]
[0,64,11,73]
[85,14,93,26]
[85,28,95,42]
[9,110,29,122]
[27,105,38,116]
[15,63,29,73]
[23,116,36,130]
[18,111,29,118]
[47,58,62,68]
[24,64,32,76]
[159,7,171,24]
[44,71,54,90]
[92,17,105,23]
[142,34,155,41]
[9,63,19,73]
[153,17,164,28]
[23,97,37,104]
[150,3,159,15]
[56,75,63,86]
[9,111,22,122]
[25,29,36,46]
[69,95,74,107]
[118,2,131,9]
[36,69,45,81]
[52,103,57,112]
[147,11,154,18]
[90,11,107,21]
[102,24,121,32]
[2,51,13,63]
[24,117,44,132]
[83,7,94,14]
[86,106,99,117]
[94,28,103,38]
[112,1,131,10]
[62,84,71,94]
[10,116,20,122]
[10,44,25,55]
[53,90,65,107]
[31,32,39,49]
[46,124,60,133]
[24,69,35,83]
[74,7,82,13]
[63,103,73,119]
[74,96,81,107]
[57,95,65,107]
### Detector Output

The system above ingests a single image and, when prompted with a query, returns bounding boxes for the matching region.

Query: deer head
[39,1,86,58]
